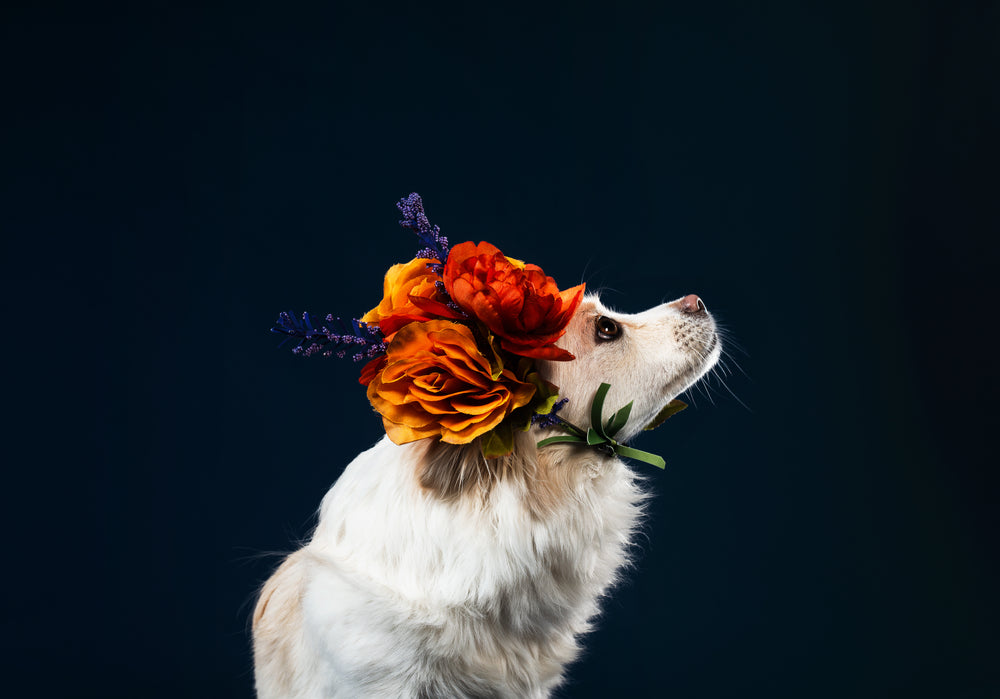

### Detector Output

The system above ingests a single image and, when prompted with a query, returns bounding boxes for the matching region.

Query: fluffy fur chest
[278,437,645,697]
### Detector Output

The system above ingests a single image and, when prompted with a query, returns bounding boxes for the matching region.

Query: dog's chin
[665,333,720,396]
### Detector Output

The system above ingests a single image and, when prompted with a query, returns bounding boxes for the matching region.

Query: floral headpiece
[272,194,679,465]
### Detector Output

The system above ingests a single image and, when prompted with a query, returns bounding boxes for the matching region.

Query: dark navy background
[4,2,997,697]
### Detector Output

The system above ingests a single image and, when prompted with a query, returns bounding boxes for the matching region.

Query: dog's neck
[416,431,625,519]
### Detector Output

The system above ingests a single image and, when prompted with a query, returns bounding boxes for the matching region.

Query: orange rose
[358,355,387,387]
[361,257,456,337]
[443,241,585,361]
[366,319,536,445]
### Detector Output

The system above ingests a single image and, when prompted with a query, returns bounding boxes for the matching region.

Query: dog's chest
[316,445,640,600]
[288,442,647,695]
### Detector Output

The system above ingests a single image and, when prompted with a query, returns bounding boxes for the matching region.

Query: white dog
[253,292,720,698]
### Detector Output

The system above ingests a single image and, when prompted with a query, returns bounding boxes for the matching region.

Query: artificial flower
[358,355,388,387]
[361,257,448,337]
[366,319,536,445]
[443,241,585,361]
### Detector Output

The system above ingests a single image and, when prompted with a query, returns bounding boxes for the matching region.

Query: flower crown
[272,193,680,465]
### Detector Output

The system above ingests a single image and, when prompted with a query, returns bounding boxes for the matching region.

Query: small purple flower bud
[531,398,570,428]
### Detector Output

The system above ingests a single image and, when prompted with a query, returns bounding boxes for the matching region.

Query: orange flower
[443,241,585,361]
[366,319,536,445]
[358,355,387,387]
[361,257,457,337]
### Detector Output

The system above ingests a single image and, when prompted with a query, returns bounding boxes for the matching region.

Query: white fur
[253,295,720,698]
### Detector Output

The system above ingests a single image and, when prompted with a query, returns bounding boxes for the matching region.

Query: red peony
[443,241,585,361]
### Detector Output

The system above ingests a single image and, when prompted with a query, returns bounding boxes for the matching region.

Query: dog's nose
[675,294,707,314]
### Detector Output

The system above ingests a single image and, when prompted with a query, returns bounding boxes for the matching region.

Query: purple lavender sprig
[272,312,386,361]
[397,192,449,274]
[531,398,570,429]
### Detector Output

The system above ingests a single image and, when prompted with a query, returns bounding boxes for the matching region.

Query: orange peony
[443,241,585,361]
[361,257,457,337]
[366,319,536,445]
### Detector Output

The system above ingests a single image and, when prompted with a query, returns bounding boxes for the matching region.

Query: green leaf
[480,423,515,458]
[643,399,688,431]
[613,445,666,469]
[533,391,561,416]
[534,380,668,471]
[526,372,560,416]
[537,435,587,448]
[508,406,535,432]
[591,383,611,440]
[604,400,633,438]
[554,419,587,439]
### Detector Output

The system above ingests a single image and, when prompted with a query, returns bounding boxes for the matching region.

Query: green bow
[536,383,685,469]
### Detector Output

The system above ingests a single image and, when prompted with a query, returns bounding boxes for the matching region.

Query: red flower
[443,241,584,360]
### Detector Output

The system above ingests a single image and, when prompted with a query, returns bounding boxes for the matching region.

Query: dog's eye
[595,316,622,342]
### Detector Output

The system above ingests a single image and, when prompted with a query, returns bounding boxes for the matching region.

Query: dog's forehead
[577,294,660,324]
[578,294,614,317]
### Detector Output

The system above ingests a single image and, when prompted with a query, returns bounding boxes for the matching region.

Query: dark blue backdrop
[4,2,997,697]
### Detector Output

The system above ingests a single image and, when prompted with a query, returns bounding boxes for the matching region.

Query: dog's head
[417,292,720,503]
[540,294,720,443]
